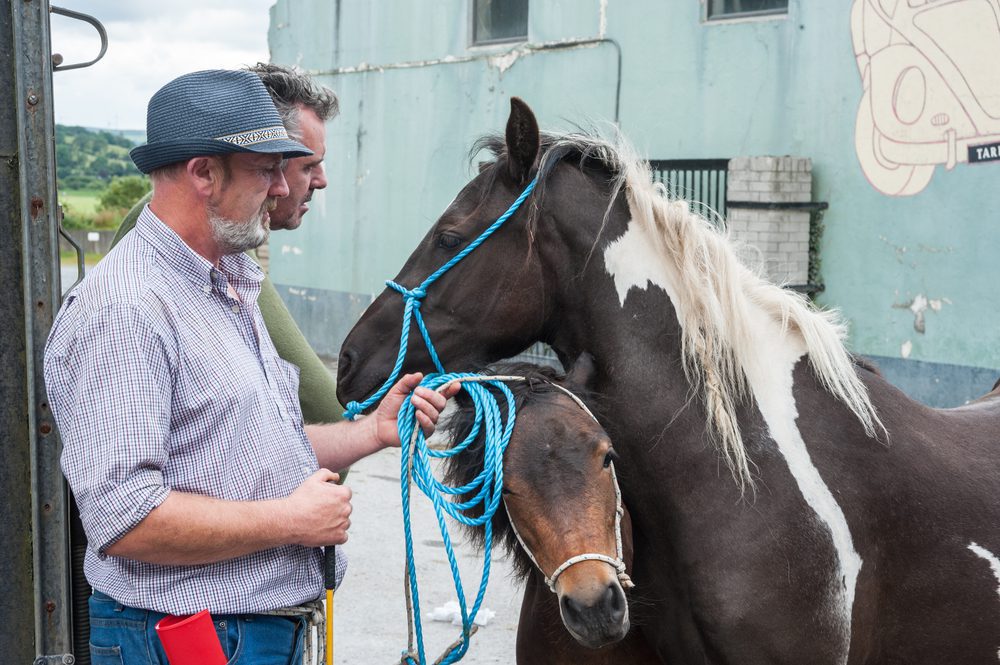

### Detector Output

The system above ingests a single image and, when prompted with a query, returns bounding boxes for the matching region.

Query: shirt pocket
[266,356,304,427]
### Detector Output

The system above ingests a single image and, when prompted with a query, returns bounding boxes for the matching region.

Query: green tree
[98,175,150,212]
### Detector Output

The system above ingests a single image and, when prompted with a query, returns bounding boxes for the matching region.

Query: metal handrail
[50,6,107,72]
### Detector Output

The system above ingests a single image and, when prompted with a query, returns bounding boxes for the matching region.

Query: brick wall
[725,156,812,286]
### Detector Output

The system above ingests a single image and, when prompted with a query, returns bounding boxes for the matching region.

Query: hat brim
[130,137,313,174]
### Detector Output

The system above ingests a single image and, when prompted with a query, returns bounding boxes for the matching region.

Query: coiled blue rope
[397,373,517,665]
[343,176,538,421]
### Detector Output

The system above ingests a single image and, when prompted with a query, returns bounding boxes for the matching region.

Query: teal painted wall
[268,0,1000,404]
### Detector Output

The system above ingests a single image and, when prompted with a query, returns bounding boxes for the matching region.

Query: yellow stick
[326,588,334,665]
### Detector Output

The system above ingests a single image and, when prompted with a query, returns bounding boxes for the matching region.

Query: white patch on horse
[968,542,1000,599]
[742,313,862,664]
[604,220,862,663]
[968,544,1000,663]
[424,399,459,450]
[603,219,685,318]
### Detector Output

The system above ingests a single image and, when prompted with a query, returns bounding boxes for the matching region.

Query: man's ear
[187,156,224,197]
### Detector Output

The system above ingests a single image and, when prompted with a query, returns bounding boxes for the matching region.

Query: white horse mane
[539,133,884,490]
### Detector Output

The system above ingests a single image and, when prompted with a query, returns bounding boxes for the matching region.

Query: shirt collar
[135,205,264,290]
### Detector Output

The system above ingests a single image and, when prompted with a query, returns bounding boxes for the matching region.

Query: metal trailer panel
[1,0,75,661]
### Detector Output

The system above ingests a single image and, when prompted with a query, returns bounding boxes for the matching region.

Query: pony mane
[441,362,583,581]
[475,130,884,492]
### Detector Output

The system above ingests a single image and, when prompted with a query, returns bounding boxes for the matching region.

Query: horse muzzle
[557,578,630,649]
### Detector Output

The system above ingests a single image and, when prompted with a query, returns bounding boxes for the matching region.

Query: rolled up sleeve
[45,300,174,554]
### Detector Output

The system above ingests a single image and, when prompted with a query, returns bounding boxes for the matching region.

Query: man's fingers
[392,372,424,396]
[441,381,461,399]
[416,411,434,435]
[414,386,448,411]
[313,468,340,483]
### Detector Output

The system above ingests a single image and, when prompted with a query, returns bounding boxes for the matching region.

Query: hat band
[214,125,289,147]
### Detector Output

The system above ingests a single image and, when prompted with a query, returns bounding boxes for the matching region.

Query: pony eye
[437,232,462,249]
[603,449,619,469]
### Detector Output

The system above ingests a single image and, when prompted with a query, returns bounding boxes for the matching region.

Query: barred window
[472,0,528,45]
[707,0,788,20]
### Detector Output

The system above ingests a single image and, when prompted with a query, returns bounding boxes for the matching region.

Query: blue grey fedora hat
[130,69,312,174]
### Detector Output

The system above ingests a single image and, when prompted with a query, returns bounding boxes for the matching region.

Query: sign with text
[969,142,1000,164]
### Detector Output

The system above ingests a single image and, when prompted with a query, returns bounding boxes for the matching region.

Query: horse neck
[540,190,773,501]
[541,201,711,446]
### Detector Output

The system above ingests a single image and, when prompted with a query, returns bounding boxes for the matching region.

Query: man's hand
[372,372,460,447]
[281,468,353,547]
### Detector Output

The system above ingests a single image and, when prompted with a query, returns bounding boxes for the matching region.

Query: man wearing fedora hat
[113,63,346,432]
[44,69,457,664]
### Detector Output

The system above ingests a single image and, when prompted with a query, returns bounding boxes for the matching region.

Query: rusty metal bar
[1,0,75,662]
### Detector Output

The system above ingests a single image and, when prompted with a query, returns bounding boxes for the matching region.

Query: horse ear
[505,97,540,186]
[563,352,597,392]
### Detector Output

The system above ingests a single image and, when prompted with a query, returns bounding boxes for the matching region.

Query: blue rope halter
[396,372,518,665]
[343,175,538,421]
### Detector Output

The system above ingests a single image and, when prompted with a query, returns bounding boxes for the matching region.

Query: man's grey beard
[208,205,270,255]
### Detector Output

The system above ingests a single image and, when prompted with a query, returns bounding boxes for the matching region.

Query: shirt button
[231,305,239,313]
[202,285,211,294]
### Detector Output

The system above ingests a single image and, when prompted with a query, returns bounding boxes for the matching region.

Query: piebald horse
[338,98,1000,664]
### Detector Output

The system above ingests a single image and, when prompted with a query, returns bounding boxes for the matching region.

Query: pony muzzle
[556,572,630,649]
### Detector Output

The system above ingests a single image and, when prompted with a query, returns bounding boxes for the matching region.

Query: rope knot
[386,280,427,301]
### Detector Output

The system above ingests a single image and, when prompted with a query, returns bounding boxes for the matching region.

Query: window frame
[469,0,529,47]
[703,0,789,22]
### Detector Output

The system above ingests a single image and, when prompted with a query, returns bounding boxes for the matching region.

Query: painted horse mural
[338,98,1000,664]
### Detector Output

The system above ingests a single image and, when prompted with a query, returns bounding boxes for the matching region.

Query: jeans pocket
[214,616,241,662]
[88,593,148,663]
[89,643,124,665]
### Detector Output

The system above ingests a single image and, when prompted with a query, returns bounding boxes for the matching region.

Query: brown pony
[339,99,1000,664]
[440,358,658,663]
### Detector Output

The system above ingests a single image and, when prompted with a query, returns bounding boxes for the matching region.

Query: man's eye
[437,233,462,249]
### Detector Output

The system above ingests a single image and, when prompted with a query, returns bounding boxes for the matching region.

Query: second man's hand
[372,372,460,447]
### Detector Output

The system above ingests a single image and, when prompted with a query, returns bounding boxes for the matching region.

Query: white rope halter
[480,376,635,594]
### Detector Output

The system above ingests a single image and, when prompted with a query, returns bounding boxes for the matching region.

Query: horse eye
[501,486,512,495]
[437,232,462,249]
[603,449,619,469]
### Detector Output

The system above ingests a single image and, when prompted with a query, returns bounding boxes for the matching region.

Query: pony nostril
[560,594,586,624]
[602,583,627,623]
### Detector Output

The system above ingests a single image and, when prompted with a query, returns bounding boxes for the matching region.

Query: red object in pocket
[155,610,227,665]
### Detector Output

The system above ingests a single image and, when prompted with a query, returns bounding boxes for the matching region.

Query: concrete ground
[331,446,523,664]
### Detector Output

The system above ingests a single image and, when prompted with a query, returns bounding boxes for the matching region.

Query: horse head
[441,356,632,650]
[336,97,616,407]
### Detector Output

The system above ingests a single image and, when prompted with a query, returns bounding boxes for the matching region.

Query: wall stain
[892,293,950,333]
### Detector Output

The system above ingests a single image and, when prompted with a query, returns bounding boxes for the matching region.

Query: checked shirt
[45,206,325,615]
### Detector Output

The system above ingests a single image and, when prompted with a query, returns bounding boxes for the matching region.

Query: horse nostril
[560,594,586,625]
[602,583,627,623]
[337,348,355,382]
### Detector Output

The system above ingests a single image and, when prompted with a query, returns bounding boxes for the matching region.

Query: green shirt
[114,193,346,429]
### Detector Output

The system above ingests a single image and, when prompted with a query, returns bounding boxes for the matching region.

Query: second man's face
[270,107,328,231]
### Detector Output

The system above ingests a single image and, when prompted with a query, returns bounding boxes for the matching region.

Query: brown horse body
[339,100,1000,664]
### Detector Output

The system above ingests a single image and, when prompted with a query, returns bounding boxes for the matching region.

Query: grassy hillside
[56,124,143,190]
[56,125,150,230]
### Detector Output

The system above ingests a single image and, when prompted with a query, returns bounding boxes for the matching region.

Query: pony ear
[505,97,540,186]
[563,352,597,392]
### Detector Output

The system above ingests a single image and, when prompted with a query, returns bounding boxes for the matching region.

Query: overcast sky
[51,0,275,131]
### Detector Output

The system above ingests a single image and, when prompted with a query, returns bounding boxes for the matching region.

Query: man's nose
[270,168,290,198]
[311,163,328,191]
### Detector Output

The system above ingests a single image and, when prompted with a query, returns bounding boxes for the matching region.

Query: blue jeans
[88,590,305,665]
